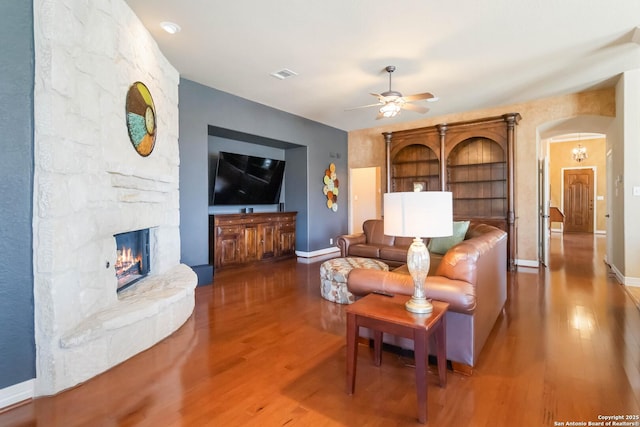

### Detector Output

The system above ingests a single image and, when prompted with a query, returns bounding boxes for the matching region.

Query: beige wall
[548,137,607,232]
[348,88,615,265]
[617,70,640,284]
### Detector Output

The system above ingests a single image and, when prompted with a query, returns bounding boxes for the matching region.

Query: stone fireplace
[32,0,197,395]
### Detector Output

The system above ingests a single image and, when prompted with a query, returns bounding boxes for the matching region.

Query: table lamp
[384,191,453,314]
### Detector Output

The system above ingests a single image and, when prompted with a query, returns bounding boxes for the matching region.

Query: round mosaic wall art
[125,82,156,157]
[323,163,339,212]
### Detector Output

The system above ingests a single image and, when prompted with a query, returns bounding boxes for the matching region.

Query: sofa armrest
[347,269,413,296]
[424,276,475,314]
[435,241,480,284]
[336,233,366,257]
[435,225,507,283]
[347,268,475,314]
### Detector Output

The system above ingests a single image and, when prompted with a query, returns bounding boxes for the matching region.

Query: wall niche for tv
[207,126,301,214]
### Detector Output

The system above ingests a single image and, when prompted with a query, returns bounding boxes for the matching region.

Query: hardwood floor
[2,233,640,426]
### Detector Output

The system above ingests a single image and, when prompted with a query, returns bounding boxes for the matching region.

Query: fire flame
[115,245,142,277]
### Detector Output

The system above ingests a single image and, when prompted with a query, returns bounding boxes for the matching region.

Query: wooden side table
[346,293,449,424]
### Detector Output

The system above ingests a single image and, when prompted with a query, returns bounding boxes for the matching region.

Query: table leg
[373,330,383,366]
[414,330,428,424]
[435,316,447,387]
[346,312,358,394]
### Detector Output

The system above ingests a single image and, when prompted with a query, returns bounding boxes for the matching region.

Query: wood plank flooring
[2,233,640,426]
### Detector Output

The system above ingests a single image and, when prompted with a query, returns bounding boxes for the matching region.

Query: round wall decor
[323,163,339,212]
[125,82,156,157]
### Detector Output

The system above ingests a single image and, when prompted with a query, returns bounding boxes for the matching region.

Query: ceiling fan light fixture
[380,103,401,118]
[381,91,402,100]
[348,65,433,119]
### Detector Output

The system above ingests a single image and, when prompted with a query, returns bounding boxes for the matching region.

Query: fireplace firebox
[114,228,150,292]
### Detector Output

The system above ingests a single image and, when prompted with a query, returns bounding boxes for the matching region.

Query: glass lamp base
[406,238,432,315]
[405,297,433,314]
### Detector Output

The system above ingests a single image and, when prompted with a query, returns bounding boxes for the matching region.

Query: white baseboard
[625,276,640,287]
[295,247,340,263]
[600,262,640,287]
[516,259,539,268]
[612,264,625,285]
[0,379,34,410]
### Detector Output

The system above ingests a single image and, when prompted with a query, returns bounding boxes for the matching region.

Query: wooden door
[215,225,243,267]
[563,168,593,233]
[258,223,277,259]
[244,225,260,262]
[277,220,296,256]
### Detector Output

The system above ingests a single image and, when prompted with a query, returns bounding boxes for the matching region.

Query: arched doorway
[537,115,612,268]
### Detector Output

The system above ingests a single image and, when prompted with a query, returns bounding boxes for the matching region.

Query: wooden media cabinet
[210,212,297,269]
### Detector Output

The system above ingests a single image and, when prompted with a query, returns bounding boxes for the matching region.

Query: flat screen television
[210,151,285,205]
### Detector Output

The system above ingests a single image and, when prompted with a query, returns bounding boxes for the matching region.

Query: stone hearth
[32,0,196,395]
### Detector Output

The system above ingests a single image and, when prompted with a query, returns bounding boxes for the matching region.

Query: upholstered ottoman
[320,257,389,304]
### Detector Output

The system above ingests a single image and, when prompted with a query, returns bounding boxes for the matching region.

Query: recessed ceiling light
[270,69,298,80]
[160,21,181,35]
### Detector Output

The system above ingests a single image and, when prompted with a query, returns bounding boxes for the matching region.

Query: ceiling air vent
[270,68,298,80]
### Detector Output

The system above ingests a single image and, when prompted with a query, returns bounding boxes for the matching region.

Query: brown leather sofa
[336,219,419,268]
[346,222,507,373]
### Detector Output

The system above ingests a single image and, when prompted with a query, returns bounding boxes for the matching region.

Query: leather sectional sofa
[337,219,415,268]
[339,220,507,373]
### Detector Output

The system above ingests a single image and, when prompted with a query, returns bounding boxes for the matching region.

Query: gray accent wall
[0,1,36,388]
[285,146,310,249]
[179,78,348,271]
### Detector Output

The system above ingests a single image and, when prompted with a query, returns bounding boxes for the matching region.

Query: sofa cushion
[428,220,470,255]
[379,245,410,264]
[348,244,381,258]
[393,236,415,247]
[363,219,395,246]
[393,252,443,276]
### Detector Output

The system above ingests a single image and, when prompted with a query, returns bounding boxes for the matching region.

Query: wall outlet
[633,186,640,196]
[329,238,334,245]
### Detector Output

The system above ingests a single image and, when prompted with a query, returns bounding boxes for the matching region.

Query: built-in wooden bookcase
[447,137,506,218]
[391,144,440,192]
[384,113,520,270]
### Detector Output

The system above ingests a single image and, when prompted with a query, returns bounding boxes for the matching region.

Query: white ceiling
[124,0,640,132]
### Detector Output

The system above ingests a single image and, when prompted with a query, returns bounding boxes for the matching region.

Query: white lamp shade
[384,191,453,238]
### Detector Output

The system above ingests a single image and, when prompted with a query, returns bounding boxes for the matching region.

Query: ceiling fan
[348,65,436,120]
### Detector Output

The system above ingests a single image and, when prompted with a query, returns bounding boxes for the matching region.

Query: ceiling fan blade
[345,102,383,111]
[401,103,429,114]
[402,92,435,102]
